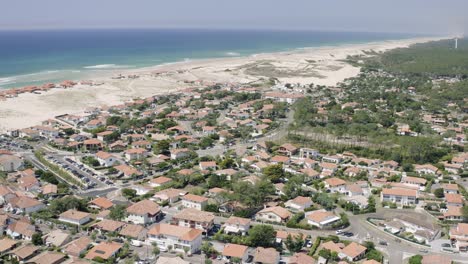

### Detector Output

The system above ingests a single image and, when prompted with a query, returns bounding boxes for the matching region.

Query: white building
[58,210,91,225]
[380,188,418,206]
[223,216,251,236]
[181,194,208,211]
[147,223,203,254]
[125,200,162,225]
[95,151,117,167]
[306,209,341,228]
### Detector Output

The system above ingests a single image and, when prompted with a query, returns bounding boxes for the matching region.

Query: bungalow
[85,119,104,130]
[147,223,203,254]
[289,253,315,264]
[85,242,122,262]
[170,148,191,160]
[443,206,463,221]
[278,143,298,156]
[319,162,338,175]
[58,209,91,225]
[93,219,126,234]
[172,208,215,235]
[223,216,251,236]
[149,176,173,188]
[324,177,347,193]
[6,196,45,214]
[255,206,292,223]
[415,164,439,175]
[114,164,143,179]
[401,176,427,190]
[153,188,185,204]
[445,193,464,207]
[450,223,468,251]
[132,140,152,149]
[285,196,313,211]
[119,224,145,241]
[344,166,361,177]
[96,151,117,167]
[28,251,67,264]
[83,139,104,151]
[306,209,341,228]
[96,131,114,141]
[199,161,217,170]
[43,229,71,247]
[0,238,18,254]
[125,199,162,225]
[181,194,208,210]
[10,245,39,262]
[124,148,148,161]
[222,243,249,263]
[322,155,343,164]
[89,197,114,210]
[253,247,280,264]
[63,237,92,257]
[338,242,367,262]
[6,221,36,240]
[381,188,418,206]
[442,183,459,194]
[271,155,290,165]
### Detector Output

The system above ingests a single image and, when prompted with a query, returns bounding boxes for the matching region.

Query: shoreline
[0,36,445,133]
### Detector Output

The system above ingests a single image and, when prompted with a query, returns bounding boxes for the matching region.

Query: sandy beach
[0,37,441,132]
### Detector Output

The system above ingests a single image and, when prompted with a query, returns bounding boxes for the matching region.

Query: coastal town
[0,38,467,264]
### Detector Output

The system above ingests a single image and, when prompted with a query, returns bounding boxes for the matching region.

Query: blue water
[0,29,419,89]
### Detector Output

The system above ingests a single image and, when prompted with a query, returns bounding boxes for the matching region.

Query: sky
[1,0,467,35]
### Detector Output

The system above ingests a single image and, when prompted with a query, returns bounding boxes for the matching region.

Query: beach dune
[0,37,440,132]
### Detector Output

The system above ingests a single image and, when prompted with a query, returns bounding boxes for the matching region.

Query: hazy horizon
[1,0,467,35]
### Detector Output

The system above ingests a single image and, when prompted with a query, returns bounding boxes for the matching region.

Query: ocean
[0,29,418,89]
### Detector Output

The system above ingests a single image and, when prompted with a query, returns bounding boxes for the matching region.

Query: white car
[335,229,344,235]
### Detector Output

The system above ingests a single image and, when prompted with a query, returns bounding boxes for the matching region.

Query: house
[153,188,184,204]
[380,188,418,206]
[17,175,40,192]
[199,161,217,170]
[172,208,215,235]
[344,166,361,177]
[415,164,439,175]
[124,148,148,161]
[0,238,18,254]
[114,164,143,178]
[63,237,92,257]
[170,148,191,160]
[85,242,123,261]
[253,247,280,264]
[95,151,117,167]
[285,196,312,211]
[401,176,427,190]
[306,209,341,228]
[6,221,36,240]
[58,209,91,225]
[442,183,459,194]
[125,199,162,225]
[222,243,249,263]
[271,155,290,165]
[147,223,203,254]
[0,186,16,205]
[289,252,315,264]
[445,193,464,207]
[223,216,251,236]
[10,245,39,262]
[181,194,208,210]
[319,162,338,175]
[149,176,173,188]
[0,154,23,172]
[93,219,126,233]
[443,206,463,221]
[43,229,70,247]
[255,206,292,223]
[278,143,298,156]
[28,251,67,264]
[6,196,45,214]
[89,197,114,210]
[450,223,468,251]
[83,139,104,151]
[299,148,320,159]
[324,178,347,193]
[338,242,367,262]
[119,224,146,240]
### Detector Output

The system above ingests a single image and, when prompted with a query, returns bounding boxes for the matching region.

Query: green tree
[122,188,137,200]
[408,254,422,264]
[367,196,376,213]
[262,164,285,183]
[285,234,304,253]
[32,232,43,245]
[434,188,444,198]
[247,225,276,247]
[109,204,127,220]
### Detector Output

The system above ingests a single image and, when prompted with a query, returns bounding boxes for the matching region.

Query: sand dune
[0,37,441,132]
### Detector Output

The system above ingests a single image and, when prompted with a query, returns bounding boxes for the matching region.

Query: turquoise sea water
[0,29,419,89]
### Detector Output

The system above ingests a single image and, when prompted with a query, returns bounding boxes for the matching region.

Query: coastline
[0,36,444,133]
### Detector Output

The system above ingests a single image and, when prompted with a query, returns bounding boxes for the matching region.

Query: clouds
[0,0,466,34]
